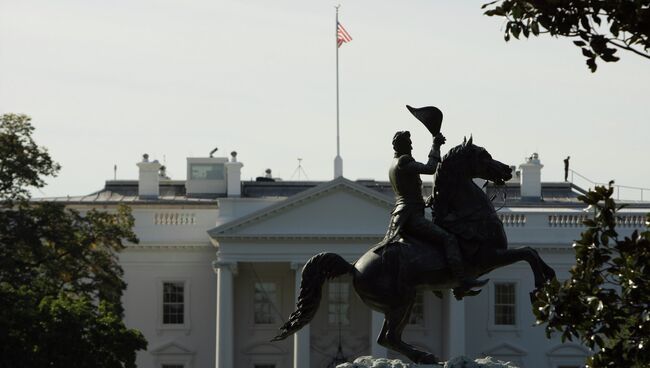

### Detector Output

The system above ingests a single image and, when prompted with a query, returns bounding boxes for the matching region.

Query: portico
[208,178,463,368]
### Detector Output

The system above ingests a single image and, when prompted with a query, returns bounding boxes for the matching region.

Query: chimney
[137,153,162,198]
[519,153,543,201]
[225,151,243,197]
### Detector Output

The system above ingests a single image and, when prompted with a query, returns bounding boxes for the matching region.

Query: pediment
[482,341,528,357]
[150,340,194,355]
[546,343,590,357]
[243,342,286,355]
[209,177,393,239]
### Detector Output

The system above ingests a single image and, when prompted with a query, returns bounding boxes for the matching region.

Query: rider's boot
[443,234,488,290]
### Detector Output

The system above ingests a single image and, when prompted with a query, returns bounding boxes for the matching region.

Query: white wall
[120,247,217,368]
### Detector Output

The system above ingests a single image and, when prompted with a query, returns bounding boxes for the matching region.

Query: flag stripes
[337,22,352,47]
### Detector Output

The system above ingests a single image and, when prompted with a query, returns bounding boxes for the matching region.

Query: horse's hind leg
[377,300,439,364]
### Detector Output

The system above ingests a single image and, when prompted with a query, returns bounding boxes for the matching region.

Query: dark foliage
[483,0,650,71]
[532,183,650,367]
[0,114,146,368]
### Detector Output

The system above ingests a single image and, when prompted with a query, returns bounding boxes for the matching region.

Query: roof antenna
[291,158,309,180]
[209,147,218,158]
[113,164,117,180]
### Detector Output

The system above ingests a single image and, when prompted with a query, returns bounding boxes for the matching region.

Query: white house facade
[37,152,650,368]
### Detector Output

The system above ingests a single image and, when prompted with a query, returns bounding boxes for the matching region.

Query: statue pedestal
[336,356,519,368]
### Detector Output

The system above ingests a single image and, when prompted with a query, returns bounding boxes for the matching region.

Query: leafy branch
[532,183,650,367]
[483,0,650,72]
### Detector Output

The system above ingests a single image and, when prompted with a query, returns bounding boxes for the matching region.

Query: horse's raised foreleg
[377,300,439,364]
[530,247,557,281]
[488,247,548,288]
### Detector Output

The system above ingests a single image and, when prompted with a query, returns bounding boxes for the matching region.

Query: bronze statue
[272,106,556,364]
[381,105,487,294]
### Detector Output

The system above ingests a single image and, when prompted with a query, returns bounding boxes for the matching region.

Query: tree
[532,183,650,367]
[482,0,650,71]
[0,114,147,368]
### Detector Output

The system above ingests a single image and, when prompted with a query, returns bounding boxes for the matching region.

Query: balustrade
[153,212,196,225]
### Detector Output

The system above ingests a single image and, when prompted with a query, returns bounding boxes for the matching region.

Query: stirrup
[453,287,482,300]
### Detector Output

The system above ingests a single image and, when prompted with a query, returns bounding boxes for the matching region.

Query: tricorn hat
[406,105,443,135]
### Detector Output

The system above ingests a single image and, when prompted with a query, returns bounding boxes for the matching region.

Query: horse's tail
[271,252,354,341]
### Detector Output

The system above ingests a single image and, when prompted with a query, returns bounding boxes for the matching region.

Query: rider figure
[384,130,488,291]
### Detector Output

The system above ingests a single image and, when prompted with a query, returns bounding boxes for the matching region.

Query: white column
[442,290,465,359]
[213,260,237,368]
[370,310,387,358]
[290,262,310,368]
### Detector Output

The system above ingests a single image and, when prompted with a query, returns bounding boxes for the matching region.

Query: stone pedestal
[336,356,519,368]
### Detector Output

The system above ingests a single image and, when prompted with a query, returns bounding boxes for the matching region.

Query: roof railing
[569,169,649,201]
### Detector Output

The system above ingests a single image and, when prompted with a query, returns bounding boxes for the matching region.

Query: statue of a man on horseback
[272,105,556,365]
[380,105,488,293]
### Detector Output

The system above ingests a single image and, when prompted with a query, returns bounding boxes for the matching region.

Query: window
[328,281,350,326]
[408,291,425,326]
[494,282,516,326]
[254,365,276,368]
[254,282,278,324]
[162,365,184,368]
[190,163,224,180]
[163,282,185,325]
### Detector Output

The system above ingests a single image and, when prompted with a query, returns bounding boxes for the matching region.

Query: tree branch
[607,39,650,59]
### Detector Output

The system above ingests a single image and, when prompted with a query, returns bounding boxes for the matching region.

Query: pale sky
[1,0,649,199]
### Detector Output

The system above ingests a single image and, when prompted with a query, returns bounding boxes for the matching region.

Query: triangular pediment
[482,342,528,357]
[209,177,393,239]
[243,342,286,355]
[546,343,590,357]
[150,340,194,355]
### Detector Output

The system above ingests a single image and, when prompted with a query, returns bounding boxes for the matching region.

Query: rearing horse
[272,138,556,364]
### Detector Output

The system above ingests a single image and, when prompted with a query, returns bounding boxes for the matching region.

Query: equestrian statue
[272,105,556,364]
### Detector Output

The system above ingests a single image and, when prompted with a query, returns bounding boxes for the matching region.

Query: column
[213,260,237,368]
[442,290,465,359]
[370,310,387,358]
[290,262,310,368]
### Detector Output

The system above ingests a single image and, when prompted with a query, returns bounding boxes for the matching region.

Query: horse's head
[437,136,512,186]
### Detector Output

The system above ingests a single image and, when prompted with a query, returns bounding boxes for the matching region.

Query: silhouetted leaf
[531,21,540,35]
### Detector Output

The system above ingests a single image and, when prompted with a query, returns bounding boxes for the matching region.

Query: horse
[271,137,556,364]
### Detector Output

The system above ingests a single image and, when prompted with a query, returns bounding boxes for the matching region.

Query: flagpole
[334,5,343,178]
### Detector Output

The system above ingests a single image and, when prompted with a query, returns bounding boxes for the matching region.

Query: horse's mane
[435,142,473,186]
[433,142,475,218]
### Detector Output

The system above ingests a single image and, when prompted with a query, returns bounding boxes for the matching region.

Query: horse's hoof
[417,353,440,364]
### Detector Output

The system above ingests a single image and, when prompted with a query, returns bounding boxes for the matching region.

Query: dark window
[163,282,185,325]
[254,282,278,324]
[408,291,425,325]
[328,281,350,326]
[494,282,516,325]
[190,163,224,180]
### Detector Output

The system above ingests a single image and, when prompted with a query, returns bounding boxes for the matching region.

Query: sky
[1,0,649,200]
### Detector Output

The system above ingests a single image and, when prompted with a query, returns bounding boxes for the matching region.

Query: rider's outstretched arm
[402,133,445,175]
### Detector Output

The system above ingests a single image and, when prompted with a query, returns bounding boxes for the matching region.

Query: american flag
[337,22,352,48]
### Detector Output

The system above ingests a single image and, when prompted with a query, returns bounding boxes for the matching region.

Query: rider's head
[392,131,412,155]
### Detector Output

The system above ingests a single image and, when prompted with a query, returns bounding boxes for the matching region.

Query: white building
[38,151,649,368]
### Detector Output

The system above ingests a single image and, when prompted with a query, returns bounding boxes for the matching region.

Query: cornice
[124,242,211,251]
[213,233,384,241]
